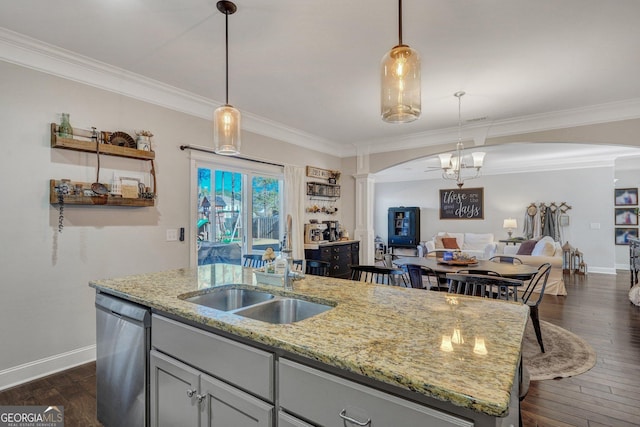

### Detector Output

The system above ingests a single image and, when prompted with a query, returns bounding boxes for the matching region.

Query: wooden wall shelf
[50,180,155,207]
[50,123,155,160]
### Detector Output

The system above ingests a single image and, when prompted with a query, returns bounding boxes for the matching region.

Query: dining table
[394,256,539,280]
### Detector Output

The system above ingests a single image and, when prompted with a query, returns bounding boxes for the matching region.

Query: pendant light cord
[225,11,229,105]
[398,0,403,45]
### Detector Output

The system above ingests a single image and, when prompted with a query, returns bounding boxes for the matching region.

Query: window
[193,156,283,266]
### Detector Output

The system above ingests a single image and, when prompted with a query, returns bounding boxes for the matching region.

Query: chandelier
[439,91,485,188]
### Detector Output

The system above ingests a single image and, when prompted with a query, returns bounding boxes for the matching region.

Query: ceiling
[2,0,640,162]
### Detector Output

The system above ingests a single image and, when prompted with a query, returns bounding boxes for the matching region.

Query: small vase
[136,135,151,151]
[58,113,73,138]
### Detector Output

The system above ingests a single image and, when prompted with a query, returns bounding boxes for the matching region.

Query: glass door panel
[251,176,281,253]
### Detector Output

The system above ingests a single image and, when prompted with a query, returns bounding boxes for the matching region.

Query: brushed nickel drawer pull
[339,409,371,426]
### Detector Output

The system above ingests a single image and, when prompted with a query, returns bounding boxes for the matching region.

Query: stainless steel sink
[183,288,275,311]
[234,298,332,324]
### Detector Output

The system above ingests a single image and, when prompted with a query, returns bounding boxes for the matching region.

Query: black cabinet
[305,241,359,279]
[388,207,420,248]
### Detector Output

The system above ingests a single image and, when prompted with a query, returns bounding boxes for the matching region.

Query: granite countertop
[89,263,529,417]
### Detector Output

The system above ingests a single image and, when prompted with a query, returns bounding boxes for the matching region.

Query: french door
[192,156,283,266]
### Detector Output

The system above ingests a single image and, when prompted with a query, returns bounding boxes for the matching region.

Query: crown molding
[3,27,640,159]
[0,27,338,155]
[361,98,640,155]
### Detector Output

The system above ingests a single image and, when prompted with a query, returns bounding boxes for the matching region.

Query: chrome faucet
[282,214,303,290]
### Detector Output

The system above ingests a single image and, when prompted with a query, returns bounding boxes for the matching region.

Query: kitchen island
[90,263,528,427]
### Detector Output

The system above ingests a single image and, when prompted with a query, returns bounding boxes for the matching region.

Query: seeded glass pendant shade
[214,0,241,155]
[381,0,421,123]
[214,104,241,155]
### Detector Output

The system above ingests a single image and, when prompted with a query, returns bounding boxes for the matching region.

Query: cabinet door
[200,373,273,427]
[278,411,313,427]
[150,350,200,427]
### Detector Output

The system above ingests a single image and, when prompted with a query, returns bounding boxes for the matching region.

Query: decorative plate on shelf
[109,131,136,148]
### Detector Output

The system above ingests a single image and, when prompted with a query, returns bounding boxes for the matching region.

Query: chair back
[490,255,523,264]
[446,273,524,301]
[243,254,265,268]
[305,259,330,276]
[404,264,426,289]
[350,265,406,286]
[521,263,552,307]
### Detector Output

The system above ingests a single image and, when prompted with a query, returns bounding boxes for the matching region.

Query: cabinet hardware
[338,409,371,426]
[196,394,206,403]
[186,388,196,398]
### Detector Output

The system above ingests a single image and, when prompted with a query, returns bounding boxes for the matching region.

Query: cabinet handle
[338,409,371,426]
[186,388,196,398]
[196,394,206,403]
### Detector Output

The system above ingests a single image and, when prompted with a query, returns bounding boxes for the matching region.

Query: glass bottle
[58,113,73,138]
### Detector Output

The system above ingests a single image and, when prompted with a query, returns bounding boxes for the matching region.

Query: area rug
[522,319,596,381]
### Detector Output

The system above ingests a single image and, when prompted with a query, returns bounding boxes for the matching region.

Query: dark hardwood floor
[0,271,637,427]
[521,271,640,427]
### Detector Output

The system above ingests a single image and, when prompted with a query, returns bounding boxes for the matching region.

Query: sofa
[502,236,567,296]
[419,232,498,260]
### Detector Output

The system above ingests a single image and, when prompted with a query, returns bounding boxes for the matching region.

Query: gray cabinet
[150,351,273,427]
[279,359,474,427]
[151,315,274,427]
[277,411,313,427]
[150,350,201,427]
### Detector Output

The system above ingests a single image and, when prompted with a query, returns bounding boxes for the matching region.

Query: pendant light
[213,1,241,155]
[381,0,421,123]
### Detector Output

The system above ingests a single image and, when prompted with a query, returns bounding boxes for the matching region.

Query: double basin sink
[181,287,333,324]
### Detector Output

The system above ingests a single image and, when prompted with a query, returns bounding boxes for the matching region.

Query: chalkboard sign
[439,187,484,220]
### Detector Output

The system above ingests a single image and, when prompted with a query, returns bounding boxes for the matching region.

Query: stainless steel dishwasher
[96,292,151,427]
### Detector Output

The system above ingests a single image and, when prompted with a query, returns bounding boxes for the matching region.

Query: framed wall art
[439,187,484,220]
[615,208,638,225]
[615,227,638,245]
[614,188,638,206]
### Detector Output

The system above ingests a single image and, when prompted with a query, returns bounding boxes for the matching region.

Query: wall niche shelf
[50,123,156,207]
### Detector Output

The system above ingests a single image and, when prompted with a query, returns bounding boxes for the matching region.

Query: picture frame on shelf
[615,227,638,245]
[615,208,638,225]
[614,188,638,206]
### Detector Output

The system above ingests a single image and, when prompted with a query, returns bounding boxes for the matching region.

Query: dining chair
[304,259,330,276]
[520,263,552,353]
[404,264,428,289]
[489,255,523,264]
[349,265,407,286]
[446,273,524,301]
[242,254,266,268]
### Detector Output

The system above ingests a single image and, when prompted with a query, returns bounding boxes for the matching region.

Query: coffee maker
[322,221,339,242]
[304,223,328,244]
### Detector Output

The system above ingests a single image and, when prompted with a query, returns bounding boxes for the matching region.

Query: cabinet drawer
[278,411,313,427]
[279,359,473,427]
[152,315,274,401]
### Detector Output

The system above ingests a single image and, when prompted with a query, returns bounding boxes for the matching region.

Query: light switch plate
[166,229,178,241]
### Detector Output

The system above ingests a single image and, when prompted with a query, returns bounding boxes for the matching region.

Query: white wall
[374,167,616,273]
[0,61,341,388]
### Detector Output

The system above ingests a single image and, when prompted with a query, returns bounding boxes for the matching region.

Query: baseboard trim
[0,345,96,391]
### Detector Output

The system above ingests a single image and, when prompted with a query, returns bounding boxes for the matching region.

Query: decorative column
[353,173,376,264]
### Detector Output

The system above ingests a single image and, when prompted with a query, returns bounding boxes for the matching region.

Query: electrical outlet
[166,229,178,241]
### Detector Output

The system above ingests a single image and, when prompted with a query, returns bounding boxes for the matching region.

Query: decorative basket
[254,270,284,286]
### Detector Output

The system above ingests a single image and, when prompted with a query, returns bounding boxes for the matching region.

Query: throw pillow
[516,240,537,255]
[434,235,445,249]
[532,237,556,257]
[442,237,459,249]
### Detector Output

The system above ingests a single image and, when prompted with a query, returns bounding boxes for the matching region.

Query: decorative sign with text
[439,187,484,220]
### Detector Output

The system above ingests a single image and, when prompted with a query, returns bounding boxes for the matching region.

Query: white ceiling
[2,0,640,163]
